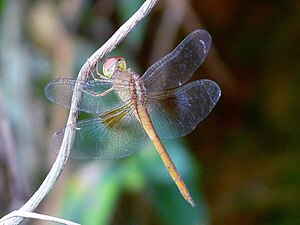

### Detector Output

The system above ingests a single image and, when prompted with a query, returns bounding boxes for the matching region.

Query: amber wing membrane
[50,101,148,159]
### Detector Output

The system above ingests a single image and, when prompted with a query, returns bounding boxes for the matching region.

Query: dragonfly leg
[81,87,114,97]
[86,58,99,80]
[95,61,109,79]
[90,69,98,80]
[86,59,108,80]
[94,87,114,97]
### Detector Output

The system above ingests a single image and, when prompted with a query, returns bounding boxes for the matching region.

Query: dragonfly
[45,29,221,207]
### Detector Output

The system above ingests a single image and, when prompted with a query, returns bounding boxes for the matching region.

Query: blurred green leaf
[59,139,206,225]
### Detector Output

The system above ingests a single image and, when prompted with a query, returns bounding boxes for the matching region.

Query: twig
[0,211,80,225]
[1,0,159,224]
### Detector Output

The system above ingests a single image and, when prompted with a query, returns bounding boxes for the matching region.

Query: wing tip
[193,29,212,50]
[202,79,221,104]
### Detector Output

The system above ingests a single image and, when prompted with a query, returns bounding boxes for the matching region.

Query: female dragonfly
[45,29,221,207]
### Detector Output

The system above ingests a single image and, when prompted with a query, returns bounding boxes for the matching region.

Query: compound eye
[116,57,126,72]
[103,56,126,78]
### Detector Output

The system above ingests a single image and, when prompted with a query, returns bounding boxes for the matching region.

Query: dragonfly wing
[147,79,221,138]
[50,101,148,159]
[142,30,211,91]
[45,78,123,114]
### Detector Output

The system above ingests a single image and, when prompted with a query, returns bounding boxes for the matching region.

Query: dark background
[0,0,299,224]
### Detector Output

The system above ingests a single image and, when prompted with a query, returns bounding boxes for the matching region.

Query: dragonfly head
[103,56,126,78]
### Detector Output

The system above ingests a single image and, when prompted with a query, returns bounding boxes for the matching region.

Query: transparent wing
[142,30,211,91]
[147,79,221,138]
[50,101,148,159]
[45,78,126,114]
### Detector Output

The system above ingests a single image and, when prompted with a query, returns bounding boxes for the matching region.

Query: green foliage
[59,140,206,225]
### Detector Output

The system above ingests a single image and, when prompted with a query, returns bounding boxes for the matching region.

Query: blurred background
[0,0,300,224]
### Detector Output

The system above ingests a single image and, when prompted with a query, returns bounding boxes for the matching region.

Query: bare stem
[0,211,80,225]
[0,0,159,224]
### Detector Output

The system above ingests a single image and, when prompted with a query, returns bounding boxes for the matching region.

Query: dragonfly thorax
[113,70,146,106]
[132,72,147,106]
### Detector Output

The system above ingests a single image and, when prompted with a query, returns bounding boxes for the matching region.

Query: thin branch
[1,0,159,224]
[0,211,80,225]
